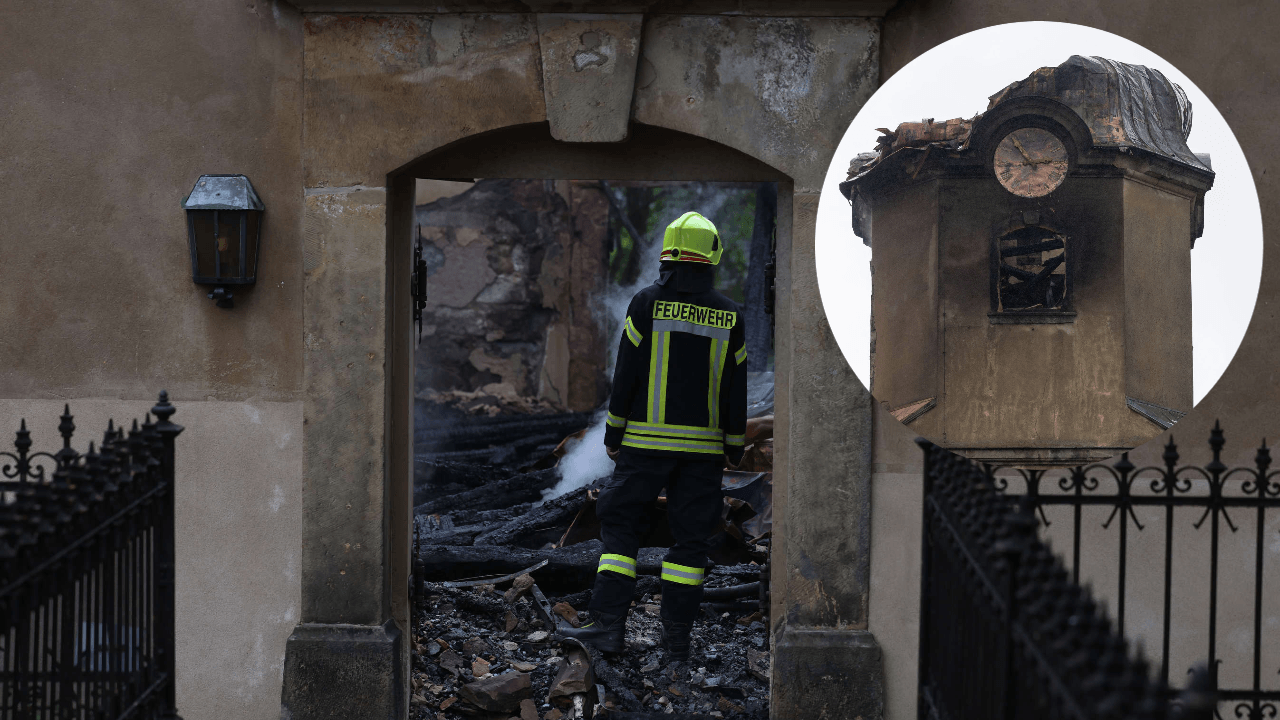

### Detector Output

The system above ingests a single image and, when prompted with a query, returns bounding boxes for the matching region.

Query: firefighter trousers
[589,449,724,625]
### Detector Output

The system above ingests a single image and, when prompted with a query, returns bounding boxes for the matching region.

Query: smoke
[596,182,738,369]
[541,410,613,502]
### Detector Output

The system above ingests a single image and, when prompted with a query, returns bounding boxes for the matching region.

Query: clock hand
[1010,135,1035,164]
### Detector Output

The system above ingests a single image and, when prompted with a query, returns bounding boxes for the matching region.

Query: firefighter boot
[660,620,692,662]
[558,610,627,654]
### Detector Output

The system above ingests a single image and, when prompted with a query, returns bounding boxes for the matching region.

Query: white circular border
[815,21,1263,406]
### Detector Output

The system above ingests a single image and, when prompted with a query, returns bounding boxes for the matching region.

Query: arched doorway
[384,121,792,709]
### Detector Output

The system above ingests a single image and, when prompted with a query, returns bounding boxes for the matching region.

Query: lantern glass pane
[244,210,260,281]
[215,210,244,280]
[192,211,217,279]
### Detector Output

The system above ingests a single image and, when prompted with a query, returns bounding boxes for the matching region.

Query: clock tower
[839,56,1215,467]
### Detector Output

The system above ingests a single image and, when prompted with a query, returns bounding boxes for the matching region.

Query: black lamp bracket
[207,286,234,309]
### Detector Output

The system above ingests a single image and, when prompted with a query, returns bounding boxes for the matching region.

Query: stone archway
[285,13,882,720]
[388,118,792,703]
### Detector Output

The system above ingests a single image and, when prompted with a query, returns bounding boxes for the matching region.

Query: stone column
[283,186,405,719]
[770,193,883,719]
[284,14,548,720]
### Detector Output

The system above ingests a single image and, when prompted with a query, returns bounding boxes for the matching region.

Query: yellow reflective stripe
[606,412,627,429]
[627,420,721,435]
[708,337,727,431]
[648,330,669,424]
[725,433,746,446]
[735,345,747,365]
[653,318,730,341]
[657,332,669,424]
[621,436,723,454]
[660,561,705,586]
[626,422,723,441]
[624,316,642,347]
[622,433,722,449]
[598,553,637,578]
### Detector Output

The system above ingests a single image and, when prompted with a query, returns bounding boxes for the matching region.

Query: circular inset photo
[816,22,1263,468]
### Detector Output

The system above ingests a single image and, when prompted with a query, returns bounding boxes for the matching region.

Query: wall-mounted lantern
[182,174,264,308]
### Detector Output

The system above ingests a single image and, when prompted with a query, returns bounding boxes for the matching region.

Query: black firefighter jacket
[602,262,749,465]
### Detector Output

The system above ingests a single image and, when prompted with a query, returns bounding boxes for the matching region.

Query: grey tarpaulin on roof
[986,55,1211,172]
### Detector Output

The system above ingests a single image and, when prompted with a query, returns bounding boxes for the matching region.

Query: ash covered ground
[409,567,770,720]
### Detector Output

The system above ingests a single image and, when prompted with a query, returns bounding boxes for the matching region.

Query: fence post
[151,391,184,720]
[994,497,1035,720]
[915,438,935,720]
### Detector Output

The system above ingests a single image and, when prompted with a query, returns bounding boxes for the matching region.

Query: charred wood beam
[413,459,504,490]
[420,542,677,591]
[1000,253,1064,284]
[590,656,644,713]
[420,541,758,594]
[452,503,534,526]
[414,468,560,516]
[699,582,760,601]
[474,486,594,547]
[1000,238,1064,257]
[437,559,551,588]
[418,520,506,546]
[703,599,762,613]
[416,440,560,467]
[419,541,612,590]
[999,263,1038,282]
[416,412,592,452]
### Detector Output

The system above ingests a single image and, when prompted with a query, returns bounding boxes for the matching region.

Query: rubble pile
[411,373,777,719]
[410,570,771,720]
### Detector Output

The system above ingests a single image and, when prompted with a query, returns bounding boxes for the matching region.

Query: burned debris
[411,573,771,720]
[410,374,776,719]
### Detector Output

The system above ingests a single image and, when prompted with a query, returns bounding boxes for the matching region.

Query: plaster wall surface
[867,403,925,720]
[1122,179,1195,412]
[867,181,940,415]
[0,0,305,402]
[936,177,1152,452]
[0,398,302,720]
[872,4,1280,718]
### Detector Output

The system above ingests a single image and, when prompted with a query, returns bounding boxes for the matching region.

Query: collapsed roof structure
[840,55,1214,244]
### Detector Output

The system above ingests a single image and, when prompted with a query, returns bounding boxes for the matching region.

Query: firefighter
[559,211,748,663]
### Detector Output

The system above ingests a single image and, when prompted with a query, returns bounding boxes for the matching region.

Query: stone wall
[415,178,609,413]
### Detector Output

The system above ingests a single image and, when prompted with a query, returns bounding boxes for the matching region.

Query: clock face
[994,127,1069,198]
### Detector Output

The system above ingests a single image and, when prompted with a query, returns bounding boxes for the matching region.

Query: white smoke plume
[540,410,613,502]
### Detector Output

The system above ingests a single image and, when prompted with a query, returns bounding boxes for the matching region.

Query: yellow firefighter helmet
[660,211,723,266]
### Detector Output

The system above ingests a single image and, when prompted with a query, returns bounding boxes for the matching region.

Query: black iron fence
[987,423,1280,720]
[1,392,182,720]
[919,438,1216,720]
